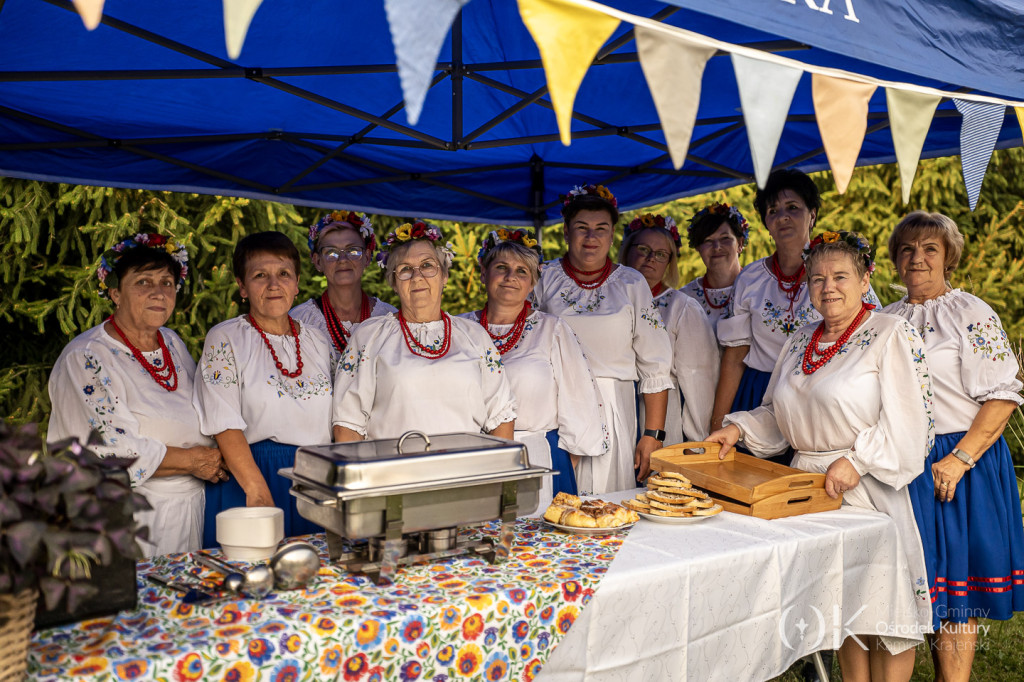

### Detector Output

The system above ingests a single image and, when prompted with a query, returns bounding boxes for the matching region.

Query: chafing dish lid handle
[397,431,431,454]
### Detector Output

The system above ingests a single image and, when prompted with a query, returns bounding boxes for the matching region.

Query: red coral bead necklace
[769,253,805,313]
[802,302,872,375]
[700,276,730,310]
[480,301,531,355]
[107,315,178,391]
[562,256,612,290]
[320,290,371,353]
[248,314,303,378]
[398,311,452,359]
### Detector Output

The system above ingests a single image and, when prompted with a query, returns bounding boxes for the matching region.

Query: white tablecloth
[540,490,922,681]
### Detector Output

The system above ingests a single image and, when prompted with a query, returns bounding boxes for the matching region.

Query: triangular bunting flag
[885,88,940,204]
[223,0,264,59]
[519,0,619,145]
[731,54,803,187]
[812,75,877,194]
[1016,107,1024,139]
[634,27,716,169]
[386,0,470,126]
[953,98,1005,211]
[72,0,105,30]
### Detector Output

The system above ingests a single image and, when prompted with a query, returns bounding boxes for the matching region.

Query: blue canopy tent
[0,0,1021,226]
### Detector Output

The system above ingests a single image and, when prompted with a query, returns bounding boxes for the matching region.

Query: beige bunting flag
[1017,107,1024,138]
[886,88,940,204]
[812,74,877,194]
[223,0,264,60]
[72,0,105,30]
[518,0,619,145]
[634,26,716,169]
[731,54,803,187]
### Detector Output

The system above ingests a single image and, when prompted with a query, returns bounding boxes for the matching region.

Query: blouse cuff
[715,313,751,347]
[979,390,1024,406]
[847,438,871,477]
[638,376,673,394]
[722,415,745,442]
[332,420,367,439]
[484,406,518,434]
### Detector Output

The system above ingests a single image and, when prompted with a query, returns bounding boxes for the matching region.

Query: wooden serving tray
[651,441,842,519]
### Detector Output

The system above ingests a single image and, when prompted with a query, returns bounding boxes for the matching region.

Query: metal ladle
[194,552,274,599]
[269,541,321,590]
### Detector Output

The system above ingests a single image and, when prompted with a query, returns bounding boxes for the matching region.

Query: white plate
[637,510,721,525]
[543,520,636,535]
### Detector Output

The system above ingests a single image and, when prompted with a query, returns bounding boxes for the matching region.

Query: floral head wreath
[97,233,189,298]
[477,228,542,263]
[375,221,455,270]
[307,210,376,256]
[561,184,618,209]
[625,213,682,254]
[803,230,876,275]
[687,202,750,244]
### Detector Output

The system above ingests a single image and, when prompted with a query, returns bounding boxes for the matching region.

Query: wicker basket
[0,589,37,682]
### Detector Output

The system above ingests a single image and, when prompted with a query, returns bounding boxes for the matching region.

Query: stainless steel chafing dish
[280,431,550,583]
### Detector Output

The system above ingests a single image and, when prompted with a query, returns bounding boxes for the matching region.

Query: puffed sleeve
[631,283,674,394]
[47,346,166,487]
[722,342,791,456]
[672,297,720,440]
[331,320,382,437]
[716,266,753,348]
[957,303,1024,405]
[192,323,247,436]
[550,319,609,457]
[468,328,518,433]
[849,319,933,489]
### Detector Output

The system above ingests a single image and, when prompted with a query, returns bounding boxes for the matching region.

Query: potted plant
[0,421,150,679]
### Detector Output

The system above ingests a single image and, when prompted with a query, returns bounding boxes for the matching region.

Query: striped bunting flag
[953,99,1005,210]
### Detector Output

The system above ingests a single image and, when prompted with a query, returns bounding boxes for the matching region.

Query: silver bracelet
[951,447,976,468]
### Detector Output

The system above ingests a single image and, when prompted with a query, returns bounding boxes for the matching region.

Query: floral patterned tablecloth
[27,520,627,682]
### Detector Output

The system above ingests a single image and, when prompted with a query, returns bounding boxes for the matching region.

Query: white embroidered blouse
[717,257,881,372]
[680,276,734,334]
[332,314,517,439]
[884,289,1023,434]
[47,323,211,487]
[192,316,334,446]
[531,260,673,393]
[725,312,934,483]
[655,287,720,440]
[291,295,396,365]
[461,308,608,457]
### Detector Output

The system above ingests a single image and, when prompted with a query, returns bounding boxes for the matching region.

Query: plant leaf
[6,520,46,568]
[65,580,98,614]
[38,576,66,611]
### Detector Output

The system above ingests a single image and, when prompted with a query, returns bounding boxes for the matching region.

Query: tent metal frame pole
[529,154,545,231]
[452,11,464,147]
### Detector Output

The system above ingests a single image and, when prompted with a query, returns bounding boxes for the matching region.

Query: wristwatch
[643,428,667,442]
[951,447,976,468]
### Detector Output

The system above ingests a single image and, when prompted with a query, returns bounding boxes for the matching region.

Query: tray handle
[653,441,736,464]
[397,431,431,454]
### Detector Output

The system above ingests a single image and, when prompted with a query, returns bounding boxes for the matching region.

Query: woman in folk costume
[194,231,334,544]
[333,221,516,442]
[885,211,1024,682]
[48,233,223,556]
[531,184,673,494]
[463,228,608,512]
[618,213,719,443]
[291,210,395,366]
[709,231,934,681]
[679,202,749,335]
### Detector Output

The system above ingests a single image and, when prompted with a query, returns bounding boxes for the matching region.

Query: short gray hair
[384,240,452,288]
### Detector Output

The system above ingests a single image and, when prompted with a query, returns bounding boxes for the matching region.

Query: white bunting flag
[634,26,716,169]
[886,88,940,204]
[386,0,470,126]
[223,0,264,59]
[72,0,105,30]
[954,98,1005,211]
[731,54,803,188]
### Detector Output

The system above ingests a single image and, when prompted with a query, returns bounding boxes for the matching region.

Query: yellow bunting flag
[634,26,716,170]
[812,74,877,194]
[223,0,264,60]
[886,88,940,204]
[518,0,619,145]
[71,0,105,30]
[1017,107,1024,138]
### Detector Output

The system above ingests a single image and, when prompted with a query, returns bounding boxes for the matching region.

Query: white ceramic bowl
[216,507,284,561]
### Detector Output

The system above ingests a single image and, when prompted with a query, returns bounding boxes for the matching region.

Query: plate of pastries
[622,471,723,524]
[542,492,639,535]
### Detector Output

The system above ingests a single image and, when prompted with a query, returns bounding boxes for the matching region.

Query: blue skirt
[909,432,1024,627]
[203,439,322,549]
[730,366,792,466]
[545,429,578,497]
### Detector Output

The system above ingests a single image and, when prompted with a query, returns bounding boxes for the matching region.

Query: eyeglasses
[319,246,364,261]
[633,244,671,263]
[697,237,738,251]
[395,261,440,281]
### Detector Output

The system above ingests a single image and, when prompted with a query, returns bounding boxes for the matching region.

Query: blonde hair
[617,228,680,288]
